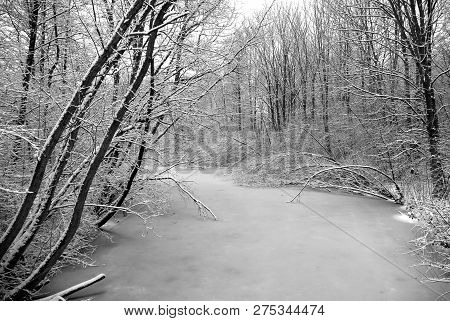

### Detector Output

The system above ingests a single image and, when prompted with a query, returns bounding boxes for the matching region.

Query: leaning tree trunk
[96,12,191,227]
[5,1,174,300]
[0,56,120,273]
[0,0,146,263]
[96,58,158,228]
[93,4,154,218]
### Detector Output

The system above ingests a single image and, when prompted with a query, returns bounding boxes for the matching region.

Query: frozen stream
[44,169,449,300]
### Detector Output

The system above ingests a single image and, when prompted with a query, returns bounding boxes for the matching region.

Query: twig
[149,177,217,220]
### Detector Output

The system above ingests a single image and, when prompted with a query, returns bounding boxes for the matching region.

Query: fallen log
[37,273,105,301]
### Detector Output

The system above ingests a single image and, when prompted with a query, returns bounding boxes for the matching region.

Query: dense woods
[0,0,449,299]
[218,0,449,197]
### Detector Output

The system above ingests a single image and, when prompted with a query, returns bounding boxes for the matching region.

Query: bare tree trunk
[235,79,242,130]
[13,0,41,160]
[311,71,316,121]
[4,2,174,299]
[321,63,332,155]
[422,60,447,197]
[400,28,411,127]
[97,13,191,227]
[385,0,448,198]
[16,0,41,127]
[390,22,399,125]
[103,0,120,116]
[0,0,146,263]
[0,56,119,272]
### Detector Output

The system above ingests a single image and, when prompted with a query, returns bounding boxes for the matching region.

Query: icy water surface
[43,170,449,300]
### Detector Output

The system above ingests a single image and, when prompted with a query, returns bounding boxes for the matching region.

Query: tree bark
[96,12,191,227]
[16,0,41,128]
[12,0,41,161]
[0,58,118,272]
[386,0,448,198]
[0,0,146,264]
[4,1,173,300]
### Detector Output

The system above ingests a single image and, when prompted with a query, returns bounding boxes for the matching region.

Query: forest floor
[42,169,450,300]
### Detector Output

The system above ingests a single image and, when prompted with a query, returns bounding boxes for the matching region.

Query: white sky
[234,0,271,17]
[234,0,303,17]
